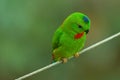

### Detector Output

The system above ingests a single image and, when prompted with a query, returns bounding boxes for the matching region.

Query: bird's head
[62,12,90,35]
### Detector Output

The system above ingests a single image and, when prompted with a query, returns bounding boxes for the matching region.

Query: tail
[51,54,56,63]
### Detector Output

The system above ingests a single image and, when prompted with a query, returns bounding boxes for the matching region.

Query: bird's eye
[78,25,82,28]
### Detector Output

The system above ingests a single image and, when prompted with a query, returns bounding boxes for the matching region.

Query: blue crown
[83,16,89,23]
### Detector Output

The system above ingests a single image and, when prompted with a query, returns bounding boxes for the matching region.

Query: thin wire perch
[15,32,120,80]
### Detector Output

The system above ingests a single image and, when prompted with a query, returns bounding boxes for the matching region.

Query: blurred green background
[0,0,120,80]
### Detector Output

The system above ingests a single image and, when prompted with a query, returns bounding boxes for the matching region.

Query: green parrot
[52,12,90,63]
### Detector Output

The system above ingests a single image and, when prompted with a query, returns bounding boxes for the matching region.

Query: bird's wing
[52,28,63,50]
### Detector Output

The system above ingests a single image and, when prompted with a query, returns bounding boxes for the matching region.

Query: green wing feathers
[52,28,63,50]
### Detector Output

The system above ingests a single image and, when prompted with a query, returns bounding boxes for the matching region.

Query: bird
[52,12,90,63]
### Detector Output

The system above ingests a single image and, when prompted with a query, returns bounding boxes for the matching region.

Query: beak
[85,30,89,34]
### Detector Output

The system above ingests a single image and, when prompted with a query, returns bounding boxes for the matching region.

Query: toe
[61,58,68,63]
[74,53,80,58]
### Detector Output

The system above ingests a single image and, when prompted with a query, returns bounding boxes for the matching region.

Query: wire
[15,32,120,80]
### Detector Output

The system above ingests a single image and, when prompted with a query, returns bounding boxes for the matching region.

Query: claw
[61,58,68,63]
[74,52,80,58]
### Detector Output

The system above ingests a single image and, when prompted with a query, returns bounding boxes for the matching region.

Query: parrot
[52,12,90,63]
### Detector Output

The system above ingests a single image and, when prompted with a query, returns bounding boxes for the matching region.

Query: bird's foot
[61,58,68,63]
[74,52,80,58]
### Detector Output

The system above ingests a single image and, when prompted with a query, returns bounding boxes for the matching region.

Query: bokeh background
[0,0,120,80]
